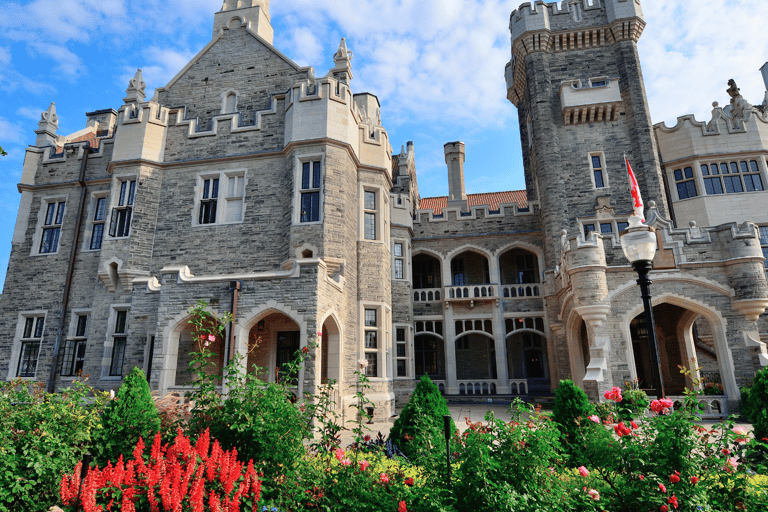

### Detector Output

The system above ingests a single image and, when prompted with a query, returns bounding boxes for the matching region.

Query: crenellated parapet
[507,0,645,105]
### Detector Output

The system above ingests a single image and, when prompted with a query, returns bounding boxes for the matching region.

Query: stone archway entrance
[247,311,300,384]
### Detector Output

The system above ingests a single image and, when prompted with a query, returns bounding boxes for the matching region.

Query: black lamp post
[620,219,665,399]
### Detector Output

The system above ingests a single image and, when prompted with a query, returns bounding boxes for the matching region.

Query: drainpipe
[47,142,91,393]
[226,280,241,365]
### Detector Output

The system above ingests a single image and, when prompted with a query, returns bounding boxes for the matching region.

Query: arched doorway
[449,250,490,286]
[506,331,549,393]
[174,321,225,386]
[630,303,694,395]
[247,311,301,384]
[414,334,445,380]
[320,315,341,385]
[455,333,497,380]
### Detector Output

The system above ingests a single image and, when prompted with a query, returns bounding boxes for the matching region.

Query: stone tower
[506,0,668,269]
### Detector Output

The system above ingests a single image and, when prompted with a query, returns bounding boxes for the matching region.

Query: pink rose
[659,483,667,493]
[588,415,600,424]
[359,460,369,471]
[334,448,345,461]
[380,473,389,484]
[732,426,748,443]
[587,489,600,501]
[723,457,738,472]
[578,466,589,477]
[340,458,351,466]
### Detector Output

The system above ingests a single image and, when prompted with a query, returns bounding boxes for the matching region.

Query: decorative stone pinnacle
[124,69,146,103]
[38,102,58,130]
[334,38,353,69]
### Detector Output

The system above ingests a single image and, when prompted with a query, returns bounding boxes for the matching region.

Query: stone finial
[124,69,146,103]
[35,102,59,146]
[332,38,354,81]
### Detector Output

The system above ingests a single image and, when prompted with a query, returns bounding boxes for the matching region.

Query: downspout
[226,280,241,365]
[47,142,91,393]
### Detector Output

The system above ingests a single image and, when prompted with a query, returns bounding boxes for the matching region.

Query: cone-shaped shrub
[92,366,160,465]
[389,375,455,460]
[552,379,596,466]
[746,366,768,440]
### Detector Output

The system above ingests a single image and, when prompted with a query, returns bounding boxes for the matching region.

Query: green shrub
[740,385,755,421]
[0,379,107,512]
[616,386,649,422]
[552,380,596,465]
[453,404,565,512]
[389,375,456,462]
[92,366,161,465]
[747,366,768,440]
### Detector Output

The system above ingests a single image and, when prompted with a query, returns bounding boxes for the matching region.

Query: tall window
[109,310,128,377]
[300,161,321,222]
[364,191,376,240]
[110,179,135,237]
[62,314,87,377]
[451,258,465,286]
[674,167,697,199]
[394,242,404,279]
[90,197,107,250]
[224,174,245,222]
[413,255,440,289]
[760,226,768,269]
[395,327,407,377]
[364,308,378,377]
[40,201,65,253]
[18,316,45,377]
[591,154,606,189]
[199,177,219,224]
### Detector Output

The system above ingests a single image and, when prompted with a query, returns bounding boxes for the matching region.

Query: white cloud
[28,43,86,80]
[0,117,27,144]
[16,106,43,121]
[0,47,10,66]
[119,46,198,92]
[640,0,768,127]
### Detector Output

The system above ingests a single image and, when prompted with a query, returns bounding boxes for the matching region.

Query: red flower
[690,476,699,485]
[614,422,632,437]
[404,477,414,486]
[604,387,623,402]
[398,501,408,512]
[661,506,668,512]
[631,421,639,429]
[302,346,309,354]
[668,495,679,509]
[380,473,390,484]
[669,474,680,484]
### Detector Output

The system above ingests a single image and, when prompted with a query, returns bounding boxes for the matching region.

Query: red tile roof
[418,190,528,215]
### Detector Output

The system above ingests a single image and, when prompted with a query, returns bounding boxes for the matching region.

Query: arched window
[224,92,237,113]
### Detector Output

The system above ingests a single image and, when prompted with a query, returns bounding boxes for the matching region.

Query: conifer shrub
[552,379,597,466]
[92,366,161,465]
[746,366,768,440]
[388,375,456,461]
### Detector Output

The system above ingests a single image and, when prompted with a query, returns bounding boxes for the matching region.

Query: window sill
[193,221,244,227]
[31,251,61,257]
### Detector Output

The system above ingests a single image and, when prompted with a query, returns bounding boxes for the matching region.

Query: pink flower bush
[334,448,345,461]
[359,460,369,471]
[723,457,739,472]
[588,415,600,424]
[340,459,351,466]
[587,489,600,501]
[380,473,390,484]
[650,398,674,414]
[604,387,623,402]
[578,466,589,477]
[732,426,749,443]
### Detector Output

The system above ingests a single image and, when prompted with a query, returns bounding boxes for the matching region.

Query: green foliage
[389,375,456,462]
[615,385,649,422]
[453,403,565,512]
[186,301,312,479]
[92,366,161,466]
[0,379,107,512]
[0,146,7,156]
[552,379,595,466]
[740,385,755,421]
[746,366,768,440]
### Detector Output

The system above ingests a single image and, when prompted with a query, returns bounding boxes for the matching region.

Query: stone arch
[221,89,239,114]
[444,245,492,287]
[618,292,737,399]
[237,300,309,394]
[455,331,497,381]
[564,308,588,387]
[319,310,343,386]
[158,306,227,393]
[495,241,545,284]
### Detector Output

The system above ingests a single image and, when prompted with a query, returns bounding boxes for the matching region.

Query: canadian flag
[626,156,644,222]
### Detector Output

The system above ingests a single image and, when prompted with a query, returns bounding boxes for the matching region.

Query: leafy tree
[389,375,456,461]
[92,366,161,465]
[0,146,7,156]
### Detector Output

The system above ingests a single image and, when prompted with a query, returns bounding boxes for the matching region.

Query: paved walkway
[336,403,750,448]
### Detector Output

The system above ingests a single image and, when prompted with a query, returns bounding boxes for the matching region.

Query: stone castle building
[3,0,768,417]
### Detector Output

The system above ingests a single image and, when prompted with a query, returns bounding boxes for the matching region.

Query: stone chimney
[213,0,273,44]
[444,141,467,211]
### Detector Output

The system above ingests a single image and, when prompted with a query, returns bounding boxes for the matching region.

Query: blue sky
[1,0,767,290]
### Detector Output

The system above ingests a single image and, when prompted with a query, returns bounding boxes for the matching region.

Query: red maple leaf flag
[626,156,644,222]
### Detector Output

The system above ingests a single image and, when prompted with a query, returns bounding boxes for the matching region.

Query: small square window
[364,309,377,327]
[600,223,612,234]
[394,243,403,257]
